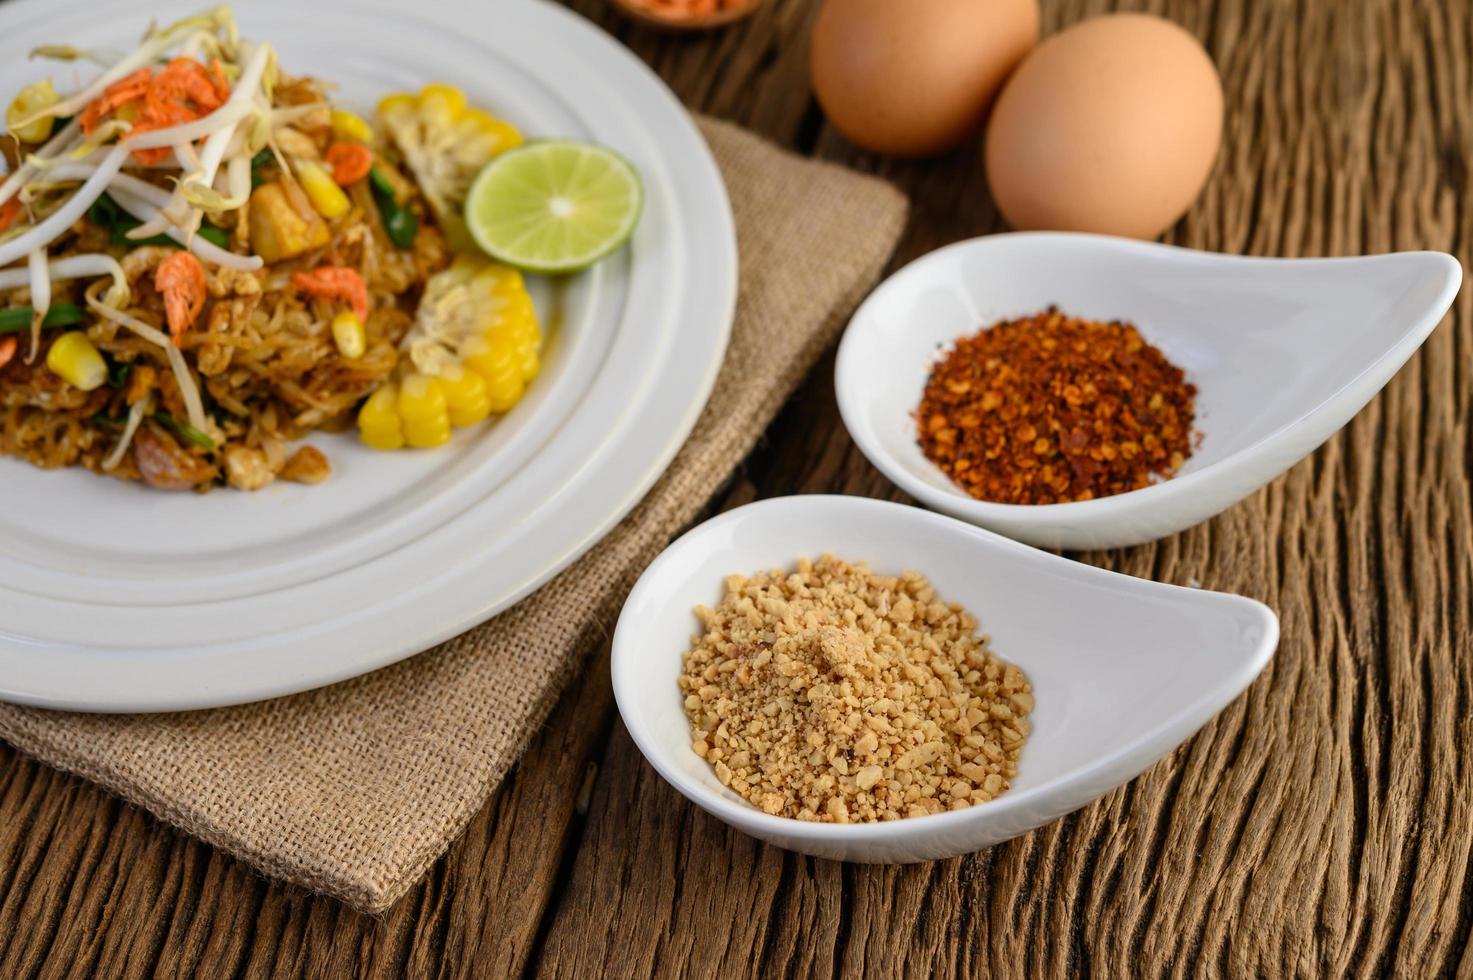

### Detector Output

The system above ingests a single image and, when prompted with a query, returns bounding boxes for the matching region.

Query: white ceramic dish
[835,233,1461,549]
[0,0,736,711]
[612,495,1278,863]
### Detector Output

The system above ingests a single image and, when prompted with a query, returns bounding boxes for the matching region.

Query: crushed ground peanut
[678,555,1032,823]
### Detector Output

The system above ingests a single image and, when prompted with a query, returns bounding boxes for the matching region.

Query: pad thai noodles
[0,6,538,491]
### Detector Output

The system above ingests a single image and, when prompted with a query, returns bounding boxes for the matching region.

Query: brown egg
[810,0,1040,158]
[984,13,1223,239]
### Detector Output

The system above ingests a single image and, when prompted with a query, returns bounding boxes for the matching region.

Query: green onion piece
[109,223,230,249]
[88,191,123,228]
[0,303,85,334]
[92,192,229,249]
[198,225,230,249]
[368,165,396,198]
[107,359,131,389]
[153,410,215,451]
[108,226,153,247]
[89,412,125,429]
[382,205,417,250]
[369,165,418,249]
[250,147,274,189]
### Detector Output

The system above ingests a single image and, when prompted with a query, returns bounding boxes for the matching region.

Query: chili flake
[916,307,1197,505]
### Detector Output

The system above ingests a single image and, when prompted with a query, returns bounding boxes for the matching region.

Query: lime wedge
[465,140,643,274]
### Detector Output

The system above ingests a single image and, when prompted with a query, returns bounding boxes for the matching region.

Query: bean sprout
[0,118,82,208]
[33,163,165,204]
[121,99,261,151]
[13,7,237,127]
[1,4,306,451]
[30,45,126,68]
[0,145,128,268]
[107,186,262,270]
[6,161,259,271]
[129,39,272,237]
[191,42,271,184]
[26,249,48,362]
[102,392,151,471]
[0,253,130,304]
[85,283,210,434]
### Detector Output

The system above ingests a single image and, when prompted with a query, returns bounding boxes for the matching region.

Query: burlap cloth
[0,118,907,912]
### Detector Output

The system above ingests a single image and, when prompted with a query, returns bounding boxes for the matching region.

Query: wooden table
[3,0,1471,975]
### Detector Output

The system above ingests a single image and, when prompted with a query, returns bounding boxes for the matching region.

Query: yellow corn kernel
[485,331,538,379]
[484,374,524,414]
[332,310,366,359]
[358,385,405,449]
[492,284,531,316]
[484,297,530,335]
[359,418,403,449]
[461,108,522,155]
[389,259,542,437]
[487,280,521,307]
[46,331,107,391]
[330,108,372,144]
[376,93,416,120]
[446,252,485,284]
[359,419,400,438]
[404,416,452,448]
[7,79,59,144]
[438,366,491,428]
[360,425,405,450]
[510,323,540,351]
[505,309,538,341]
[294,159,351,220]
[461,266,541,414]
[484,263,523,294]
[397,373,447,423]
[511,291,537,320]
[418,83,466,123]
[486,300,527,334]
[518,349,540,383]
[359,384,399,428]
[448,398,490,429]
[461,335,513,380]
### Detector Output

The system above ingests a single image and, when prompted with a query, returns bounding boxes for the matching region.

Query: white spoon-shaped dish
[835,233,1462,549]
[612,495,1277,863]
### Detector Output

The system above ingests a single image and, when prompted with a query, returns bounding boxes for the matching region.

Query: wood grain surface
[2,0,1470,976]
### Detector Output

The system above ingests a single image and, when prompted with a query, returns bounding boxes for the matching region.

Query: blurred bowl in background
[609,0,763,31]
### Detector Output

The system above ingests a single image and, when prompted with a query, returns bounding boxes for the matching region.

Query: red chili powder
[916,307,1197,505]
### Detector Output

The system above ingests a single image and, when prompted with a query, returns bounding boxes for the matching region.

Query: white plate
[836,233,1460,549]
[0,0,736,711]
[613,495,1278,862]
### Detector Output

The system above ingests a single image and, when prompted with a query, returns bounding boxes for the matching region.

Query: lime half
[465,140,643,274]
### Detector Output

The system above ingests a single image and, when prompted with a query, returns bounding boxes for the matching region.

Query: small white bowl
[835,233,1462,549]
[611,495,1277,863]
